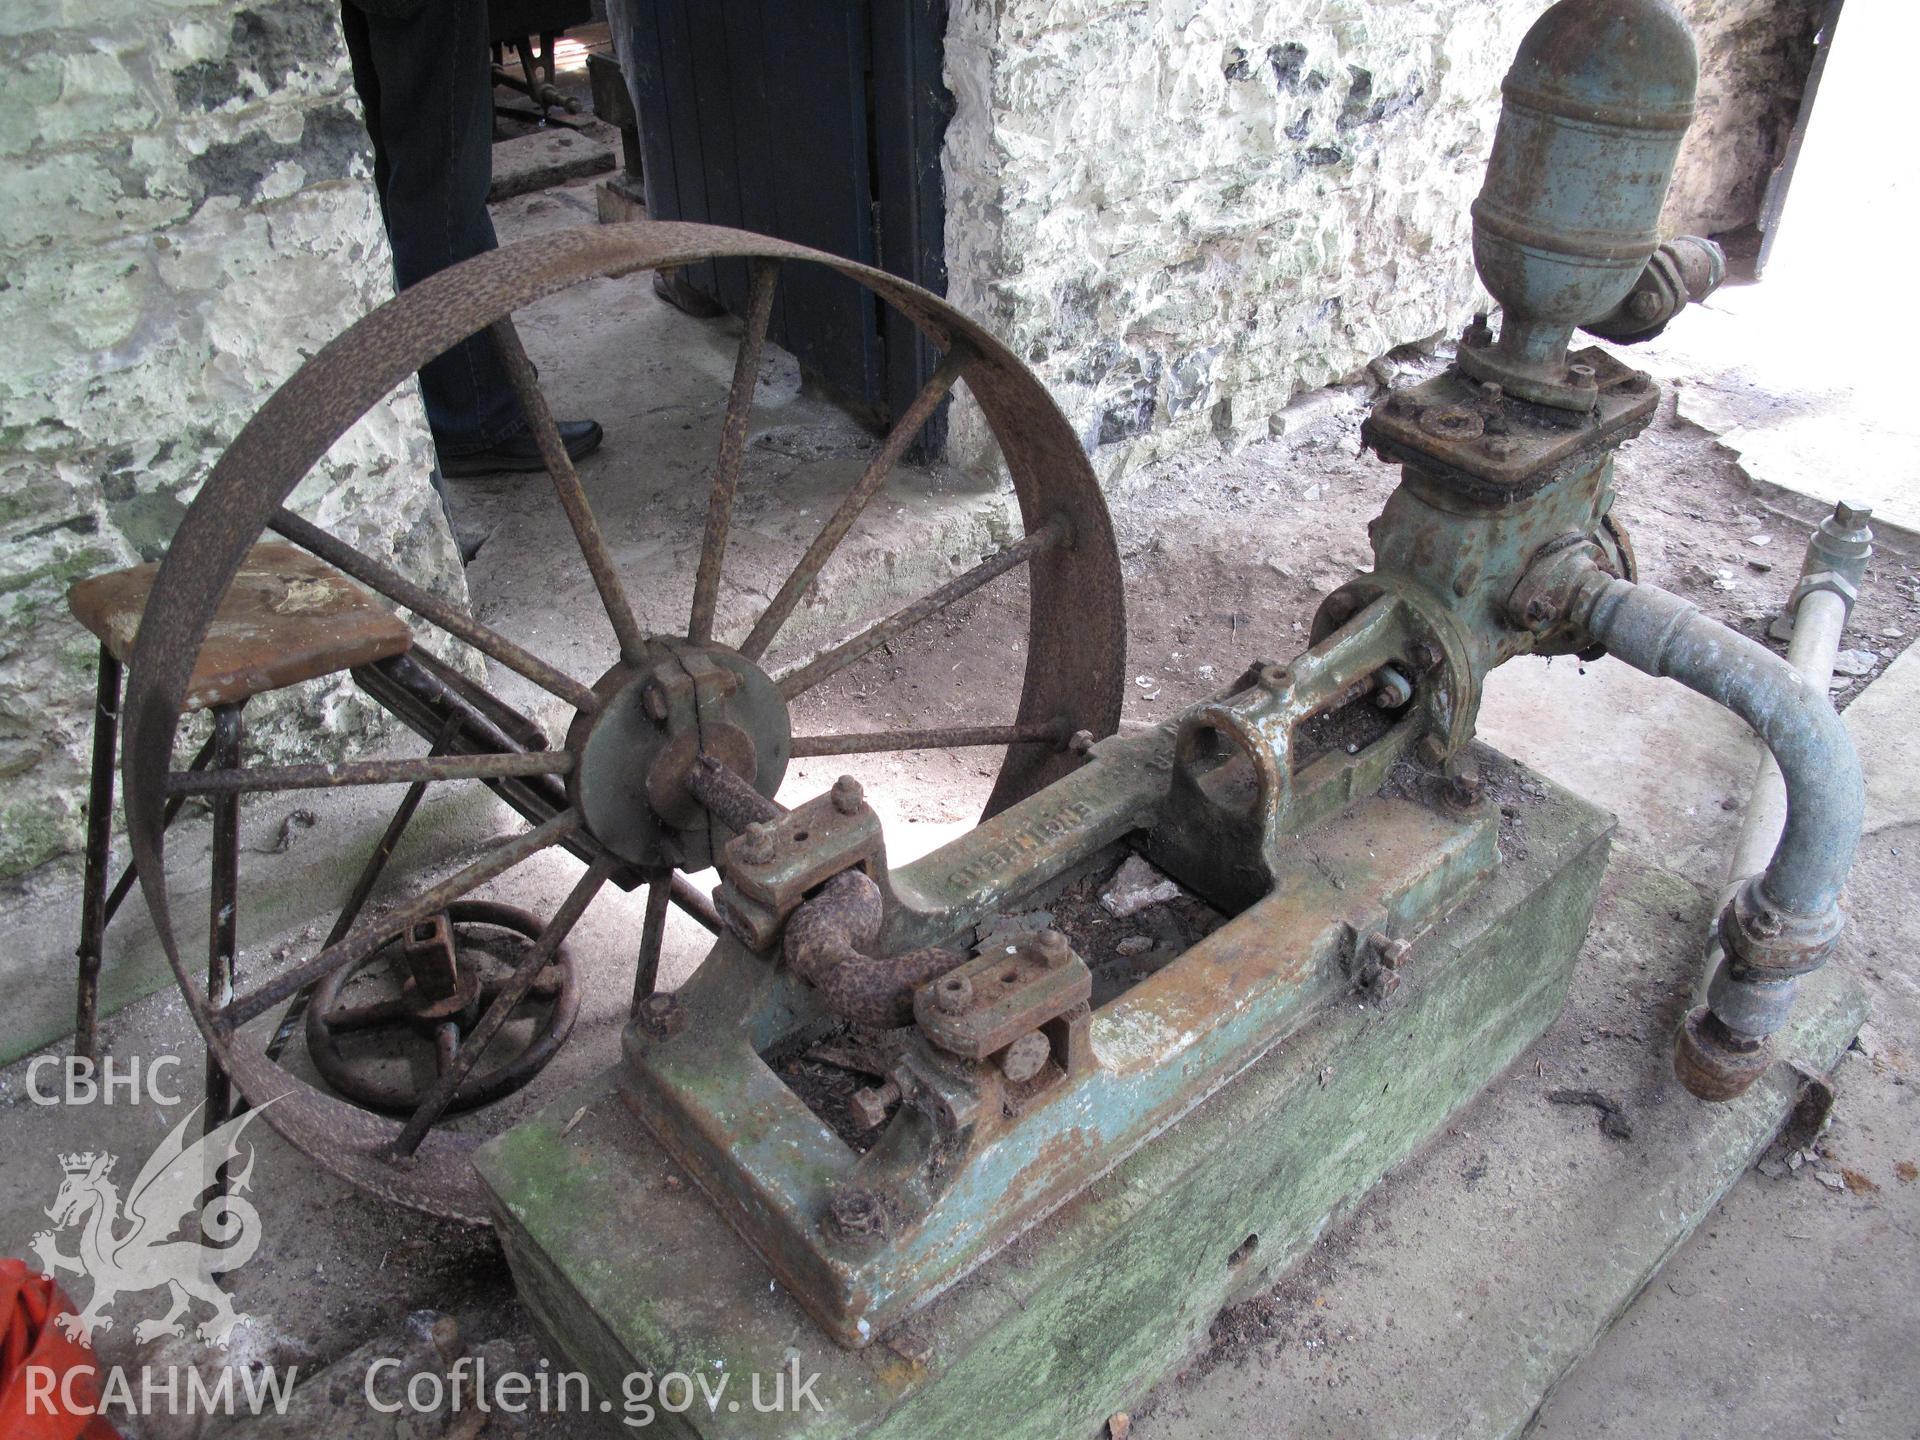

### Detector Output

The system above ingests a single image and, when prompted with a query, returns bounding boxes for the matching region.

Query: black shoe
[441,419,604,477]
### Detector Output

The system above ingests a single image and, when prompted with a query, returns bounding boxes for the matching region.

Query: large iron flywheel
[120,223,1125,1221]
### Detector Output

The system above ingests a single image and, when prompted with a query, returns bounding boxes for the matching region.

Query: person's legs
[344,0,522,456]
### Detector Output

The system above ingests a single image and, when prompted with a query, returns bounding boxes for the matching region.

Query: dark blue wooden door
[619,0,951,453]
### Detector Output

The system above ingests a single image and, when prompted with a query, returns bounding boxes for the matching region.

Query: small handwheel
[305,900,579,1115]
[121,221,1126,1221]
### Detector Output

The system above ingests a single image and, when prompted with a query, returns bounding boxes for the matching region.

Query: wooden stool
[65,541,411,1131]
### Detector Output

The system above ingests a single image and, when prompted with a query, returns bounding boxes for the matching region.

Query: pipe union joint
[1674,1006,1773,1103]
[1718,875,1844,983]
[1787,568,1860,617]
[1704,960,1800,1038]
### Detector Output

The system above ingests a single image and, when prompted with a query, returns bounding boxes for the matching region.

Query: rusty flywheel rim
[122,222,1126,1222]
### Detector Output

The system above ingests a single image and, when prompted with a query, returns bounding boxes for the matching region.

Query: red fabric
[0,1259,120,1440]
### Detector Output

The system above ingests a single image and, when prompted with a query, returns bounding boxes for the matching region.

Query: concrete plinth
[476,759,1640,1438]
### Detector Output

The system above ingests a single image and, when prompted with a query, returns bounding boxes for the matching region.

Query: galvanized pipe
[1721,590,1848,901]
[1563,566,1864,1099]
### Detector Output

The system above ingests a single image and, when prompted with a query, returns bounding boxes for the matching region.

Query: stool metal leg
[206,703,244,1141]
[74,645,121,1063]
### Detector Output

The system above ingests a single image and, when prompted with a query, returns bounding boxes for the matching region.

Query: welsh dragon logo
[30,1103,270,1347]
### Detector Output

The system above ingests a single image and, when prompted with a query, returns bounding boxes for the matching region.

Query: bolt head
[1415,734,1449,767]
[832,775,864,814]
[1629,288,1662,321]
[641,682,669,722]
[1034,928,1073,969]
[1069,729,1096,757]
[1523,595,1559,629]
[1833,501,1873,533]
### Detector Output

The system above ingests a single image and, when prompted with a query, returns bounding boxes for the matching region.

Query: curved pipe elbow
[1567,572,1864,1100]
[1571,572,1862,917]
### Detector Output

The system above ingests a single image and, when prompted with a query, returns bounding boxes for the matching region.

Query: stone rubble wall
[1663,0,1823,237]
[0,0,466,878]
[943,0,1817,484]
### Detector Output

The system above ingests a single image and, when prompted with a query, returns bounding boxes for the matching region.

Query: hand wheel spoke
[222,809,581,1030]
[738,345,967,663]
[776,518,1069,701]
[490,317,650,662]
[689,258,780,645]
[168,750,571,797]
[432,1021,460,1078]
[388,853,615,1157]
[789,720,1069,757]
[270,507,599,713]
[321,994,414,1033]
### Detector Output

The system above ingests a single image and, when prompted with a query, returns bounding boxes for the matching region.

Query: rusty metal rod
[387,852,615,1157]
[669,873,722,934]
[490,317,650,663]
[689,259,780,645]
[776,518,1068,701]
[790,719,1068,757]
[270,507,599,713]
[686,752,785,831]
[169,749,572,796]
[221,809,580,1029]
[97,731,217,937]
[739,344,968,662]
[73,648,121,1062]
[205,704,244,1134]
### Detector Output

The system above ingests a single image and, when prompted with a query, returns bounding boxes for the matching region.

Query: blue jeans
[342,0,524,457]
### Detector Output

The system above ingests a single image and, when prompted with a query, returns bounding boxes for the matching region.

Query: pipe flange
[1674,1006,1773,1103]
[1718,875,1844,982]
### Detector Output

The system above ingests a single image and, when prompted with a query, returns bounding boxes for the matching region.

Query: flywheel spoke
[270,508,599,714]
[631,872,673,1016]
[388,853,615,1157]
[738,345,967,662]
[222,810,581,1029]
[490,317,649,662]
[789,720,1069,757]
[169,750,571,796]
[776,518,1069,701]
[688,259,780,645]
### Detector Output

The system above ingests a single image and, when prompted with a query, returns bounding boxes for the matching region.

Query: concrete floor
[1,177,1916,1438]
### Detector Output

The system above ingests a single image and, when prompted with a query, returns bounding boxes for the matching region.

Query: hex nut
[1069,729,1097,756]
[827,1188,889,1244]
[932,972,974,1015]
[1034,928,1073,970]
[832,775,864,814]
[736,821,777,866]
